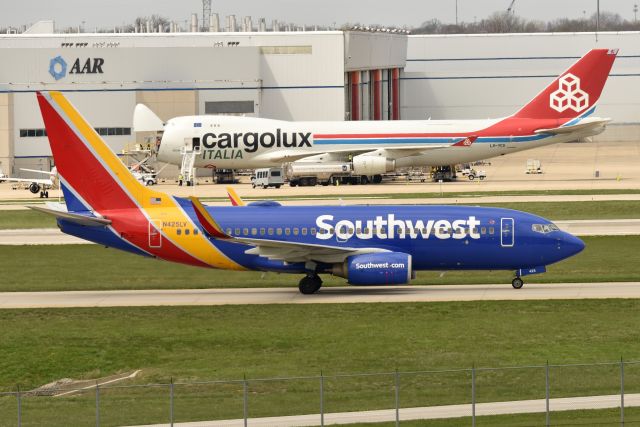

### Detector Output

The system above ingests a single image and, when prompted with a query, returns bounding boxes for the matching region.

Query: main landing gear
[512,277,524,289]
[299,273,323,295]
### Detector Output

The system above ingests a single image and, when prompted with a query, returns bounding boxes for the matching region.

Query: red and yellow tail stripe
[37,91,244,270]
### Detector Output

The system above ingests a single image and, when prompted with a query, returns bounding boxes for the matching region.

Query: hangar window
[94,127,132,136]
[205,101,254,115]
[19,128,48,138]
[260,45,312,55]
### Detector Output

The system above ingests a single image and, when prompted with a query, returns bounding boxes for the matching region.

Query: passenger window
[235,228,240,235]
[268,228,274,235]
[301,228,307,235]
[310,228,317,235]
[293,228,299,235]
[185,229,190,235]
[226,228,232,235]
[251,228,257,236]
[481,227,487,235]
[177,229,182,235]
[243,228,249,236]
[285,228,291,236]
[277,228,283,235]
[194,229,199,235]
[489,227,495,235]
[260,228,265,236]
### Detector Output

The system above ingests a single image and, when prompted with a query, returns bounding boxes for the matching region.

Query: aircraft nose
[557,232,586,259]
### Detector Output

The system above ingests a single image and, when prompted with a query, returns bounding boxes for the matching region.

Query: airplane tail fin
[36,91,156,213]
[512,49,617,120]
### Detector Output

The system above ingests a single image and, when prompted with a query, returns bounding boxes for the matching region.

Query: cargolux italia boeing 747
[33,91,585,294]
[143,49,617,181]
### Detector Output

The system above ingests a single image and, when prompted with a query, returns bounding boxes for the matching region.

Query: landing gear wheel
[298,274,322,295]
[44,191,49,198]
[512,277,524,289]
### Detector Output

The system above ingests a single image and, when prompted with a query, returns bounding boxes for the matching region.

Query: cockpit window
[532,223,560,233]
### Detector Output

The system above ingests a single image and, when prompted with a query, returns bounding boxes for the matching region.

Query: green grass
[1,300,640,425]
[0,236,638,292]
[0,210,56,229]
[1,200,639,230]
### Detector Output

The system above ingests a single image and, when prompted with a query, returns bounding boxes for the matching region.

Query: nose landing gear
[512,277,524,289]
[298,273,323,294]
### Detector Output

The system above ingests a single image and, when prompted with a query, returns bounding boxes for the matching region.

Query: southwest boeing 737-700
[32,91,585,294]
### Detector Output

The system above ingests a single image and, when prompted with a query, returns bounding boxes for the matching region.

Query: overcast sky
[2,0,638,30]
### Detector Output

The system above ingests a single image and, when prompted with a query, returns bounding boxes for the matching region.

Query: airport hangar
[0,29,639,178]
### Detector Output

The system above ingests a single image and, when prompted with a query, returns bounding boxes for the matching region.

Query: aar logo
[549,73,589,113]
[48,56,67,80]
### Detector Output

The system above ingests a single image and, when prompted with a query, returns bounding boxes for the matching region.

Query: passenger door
[501,218,514,247]
[149,221,162,249]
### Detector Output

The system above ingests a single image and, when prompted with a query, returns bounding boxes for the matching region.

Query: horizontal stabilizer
[28,205,111,227]
[451,135,477,147]
[534,118,611,135]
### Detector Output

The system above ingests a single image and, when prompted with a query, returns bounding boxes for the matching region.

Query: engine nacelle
[29,183,41,194]
[352,155,395,176]
[332,252,412,286]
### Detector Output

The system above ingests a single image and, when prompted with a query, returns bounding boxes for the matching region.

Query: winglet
[452,136,477,147]
[226,187,245,206]
[188,196,231,239]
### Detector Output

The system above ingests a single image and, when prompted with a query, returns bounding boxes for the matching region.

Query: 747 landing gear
[512,277,524,289]
[298,274,323,295]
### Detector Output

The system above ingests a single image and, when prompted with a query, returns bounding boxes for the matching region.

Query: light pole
[634,4,638,23]
[455,0,458,26]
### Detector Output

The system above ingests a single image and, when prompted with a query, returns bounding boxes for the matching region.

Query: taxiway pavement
[2,282,640,309]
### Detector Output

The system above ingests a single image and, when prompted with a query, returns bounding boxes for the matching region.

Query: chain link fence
[1,359,639,426]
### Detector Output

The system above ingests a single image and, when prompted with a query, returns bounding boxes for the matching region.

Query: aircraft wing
[534,118,611,135]
[188,196,387,263]
[255,136,477,163]
[1,177,52,185]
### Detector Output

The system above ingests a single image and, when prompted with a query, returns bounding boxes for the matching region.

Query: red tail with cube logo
[513,49,617,120]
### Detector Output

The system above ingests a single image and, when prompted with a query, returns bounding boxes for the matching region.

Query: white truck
[286,162,354,186]
[252,168,284,189]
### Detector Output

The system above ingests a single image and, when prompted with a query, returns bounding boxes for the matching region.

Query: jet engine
[352,155,395,176]
[29,183,41,194]
[332,252,412,286]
